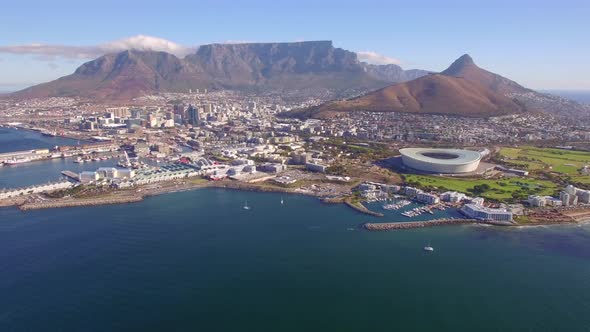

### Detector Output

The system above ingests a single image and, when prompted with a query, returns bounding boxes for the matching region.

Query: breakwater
[345,201,384,217]
[19,196,144,211]
[363,218,477,231]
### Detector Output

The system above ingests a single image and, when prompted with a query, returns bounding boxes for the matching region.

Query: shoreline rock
[19,196,144,211]
[363,218,477,231]
[344,200,384,217]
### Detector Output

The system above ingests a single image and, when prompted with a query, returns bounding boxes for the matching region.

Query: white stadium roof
[399,148,482,173]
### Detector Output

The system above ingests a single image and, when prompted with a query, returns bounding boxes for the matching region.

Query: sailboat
[424,241,434,252]
[280,197,284,205]
[243,201,250,210]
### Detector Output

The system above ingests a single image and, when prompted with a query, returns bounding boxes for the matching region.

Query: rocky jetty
[363,218,476,231]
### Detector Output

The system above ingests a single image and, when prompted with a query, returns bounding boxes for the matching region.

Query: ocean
[0,127,118,189]
[0,127,81,153]
[0,189,589,331]
[544,90,590,104]
[1,125,590,331]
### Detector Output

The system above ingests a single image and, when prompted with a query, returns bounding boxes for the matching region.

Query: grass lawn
[404,174,558,202]
[572,176,590,184]
[498,147,590,175]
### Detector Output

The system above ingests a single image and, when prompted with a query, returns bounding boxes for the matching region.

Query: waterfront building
[565,184,577,195]
[361,189,388,201]
[0,181,74,199]
[560,191,578,206]
[441,191,466,203]
[546,197,564,206]
[461,204,513,222]
[258,163,286,173]
[80,168,136,184]
[416,192,440,204]
[359,183,377,191]
[80,171,100,183]
[381,184,401,194]
[577,190,590,204]
[305,162,327,173]
[404,187,422,197]
[470,197,485,206]
[527,195,547,207]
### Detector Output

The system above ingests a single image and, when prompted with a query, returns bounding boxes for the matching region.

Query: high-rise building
[187,105,200,126]
[106,107,130,118]
[130,108,143,119]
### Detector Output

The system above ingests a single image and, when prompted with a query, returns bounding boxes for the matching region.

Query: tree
[469,183,491,195]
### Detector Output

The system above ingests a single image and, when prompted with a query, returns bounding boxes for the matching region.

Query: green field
[498,147,590,175]
[404,174,558,202]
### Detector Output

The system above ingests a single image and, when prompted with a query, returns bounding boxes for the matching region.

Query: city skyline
[1,0,589,91]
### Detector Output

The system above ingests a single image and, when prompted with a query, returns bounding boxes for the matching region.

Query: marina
[367,199,462,222]
[382,199,411,210]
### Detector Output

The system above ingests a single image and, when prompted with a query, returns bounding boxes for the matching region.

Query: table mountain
[11,41,426,100]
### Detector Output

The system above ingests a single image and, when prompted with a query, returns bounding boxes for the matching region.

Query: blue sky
[1,0,589,90]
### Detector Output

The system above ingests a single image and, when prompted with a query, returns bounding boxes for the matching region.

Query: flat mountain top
[10,41,425,100]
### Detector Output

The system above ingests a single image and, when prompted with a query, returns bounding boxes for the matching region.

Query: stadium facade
[399,148,482,174]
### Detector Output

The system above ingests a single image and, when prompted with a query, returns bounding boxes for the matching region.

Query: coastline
[11,179,348,212]
[4,177,590,230]
[11,125,92,143]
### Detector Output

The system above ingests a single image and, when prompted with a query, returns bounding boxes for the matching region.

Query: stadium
[399,148,482,174]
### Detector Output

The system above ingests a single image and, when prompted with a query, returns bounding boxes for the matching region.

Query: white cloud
[101,35,194,56]
[0,35,196,60]
[356,51,402,65]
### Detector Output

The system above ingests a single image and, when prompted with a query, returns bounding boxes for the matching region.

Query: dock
[61,170,80,182]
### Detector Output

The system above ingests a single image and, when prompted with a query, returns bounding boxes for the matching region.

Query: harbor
[365,199,465,222]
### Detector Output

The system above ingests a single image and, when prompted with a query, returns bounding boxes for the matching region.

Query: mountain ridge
[11,41,428,100]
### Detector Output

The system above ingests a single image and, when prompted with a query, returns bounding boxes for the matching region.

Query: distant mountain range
[284,54,590,119]
[10,41,428,100]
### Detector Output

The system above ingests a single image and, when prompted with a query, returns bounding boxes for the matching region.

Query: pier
[61,170,80,182]
[363,218,477,231]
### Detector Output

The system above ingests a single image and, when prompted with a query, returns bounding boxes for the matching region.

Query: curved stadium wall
[399,148,482,174]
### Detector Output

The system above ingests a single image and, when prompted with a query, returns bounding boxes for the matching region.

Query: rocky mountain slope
[11,41,427,100]
[285,54,529,119]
